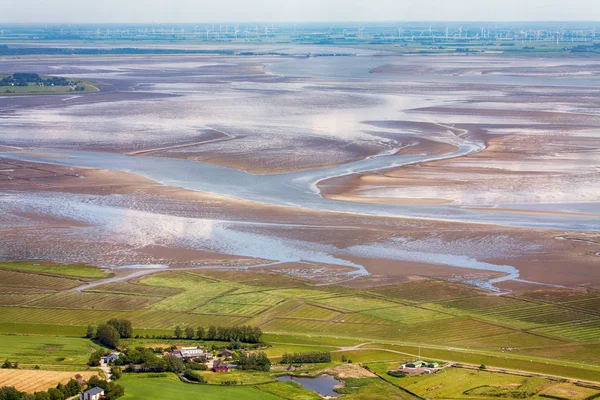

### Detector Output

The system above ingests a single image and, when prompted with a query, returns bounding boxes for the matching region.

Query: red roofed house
[212,359,229,373]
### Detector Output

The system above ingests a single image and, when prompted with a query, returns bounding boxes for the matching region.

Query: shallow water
[2,149,597,231]
[276,375,342,397]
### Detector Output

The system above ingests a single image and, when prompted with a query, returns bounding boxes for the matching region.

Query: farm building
[101,352,122,364]
[170,347,212,360]
[405,361,427,368]
[180,347,205,358]
[427,362,439,368]
[212,359,229,373]
[80,387,104,400]
[218,349,234,359]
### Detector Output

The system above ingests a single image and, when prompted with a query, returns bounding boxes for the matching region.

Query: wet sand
[1,53,599,291]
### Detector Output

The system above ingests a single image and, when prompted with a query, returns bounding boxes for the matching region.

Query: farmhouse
[218,349,234,359]
[102,352,122,364]
[212,359,229,373]
[80,387,104,400]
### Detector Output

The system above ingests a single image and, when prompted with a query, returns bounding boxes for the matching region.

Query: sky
[0,0,598,23]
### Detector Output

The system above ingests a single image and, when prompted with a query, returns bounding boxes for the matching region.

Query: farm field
[366,364,600,399]
[0,369,98,393]
[26,292,162,311]
[119,374,283,400]
[0,263,598,383]
[0,335,98,369]
[360,343,600,381]
[0,261,110,279]
[140,272,237,311]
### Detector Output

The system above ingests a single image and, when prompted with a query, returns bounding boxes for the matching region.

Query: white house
[180,347,204,358]
[101,351,122,364]
[80,387,104,400]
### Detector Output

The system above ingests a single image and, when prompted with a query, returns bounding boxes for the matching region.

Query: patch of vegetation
[118,373,281,399]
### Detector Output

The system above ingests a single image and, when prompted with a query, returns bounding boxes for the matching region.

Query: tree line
[0,73,76,87]
[173,325,263,343]
[280,351,332,364]
[237,351,271,371]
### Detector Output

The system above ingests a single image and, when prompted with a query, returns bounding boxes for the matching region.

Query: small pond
[276,374,342,397]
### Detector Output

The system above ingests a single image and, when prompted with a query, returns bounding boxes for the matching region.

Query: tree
[479,364,486,370]
[85,325,95,339]
[0,386,24,400]
[206,326,217,340]
[110,365,122,380]
[173,326,183,339]
[47,388,64,400]
[105,383,125,400]
[196,326,205,340]
[341,355,347,362]
[96,324,120,349]
[185,327,194,340]
[33,392,50,400]
[107,319,133,339]
[183,369,205,383]
[164,354,184,374]
[63,379,81,397]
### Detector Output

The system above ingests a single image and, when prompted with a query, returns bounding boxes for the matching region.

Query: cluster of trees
[0,73,76,87]
[173,325,262,343]
[280,351,332,364]
[0,45,235,56]
[0,378,81,400]
[236,351,271,372]
[89,319,133,349]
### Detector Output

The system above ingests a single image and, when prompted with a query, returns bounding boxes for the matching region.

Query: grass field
[141,272,237,311]
[367,364,600,399]
[119,373,283,400]
[0,261,110,279]
[85,281,184,298]
[0,264,599,385]
[257,381,322,400]
[0,81,98,96]
[0,335,98,369]
[27,292,162,311]
[283,304,342,321]
[0,369,98,393]
[0,270,82,291]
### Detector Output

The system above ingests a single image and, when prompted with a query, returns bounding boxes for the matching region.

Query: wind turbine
[254,26,259,37]
[234,25,240,39]
[244,28,249,40]
[205,27,211,40]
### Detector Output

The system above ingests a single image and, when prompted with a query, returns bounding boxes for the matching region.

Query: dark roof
[219,349,233,355]
[213,360,228,368]
[84,387,104,395]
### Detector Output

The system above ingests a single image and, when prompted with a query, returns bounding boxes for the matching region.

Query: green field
[0,81,98,96]
[367,363,600,399]
[119,374,283,400]
[0,335,98,369]
[0,262,599,387]
[0,261,110,279]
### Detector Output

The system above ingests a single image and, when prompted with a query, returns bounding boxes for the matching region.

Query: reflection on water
[276,375,342,398]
